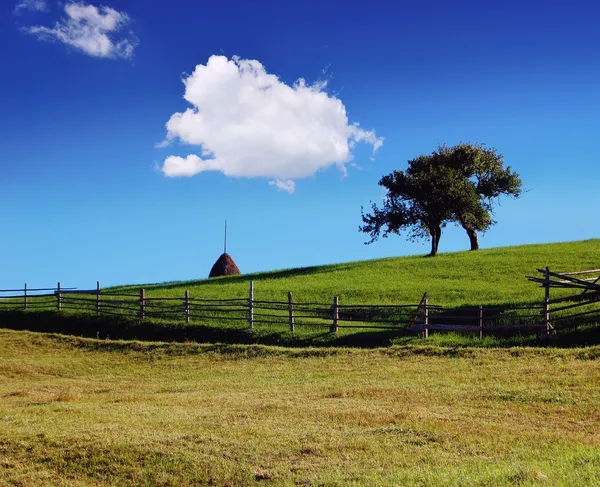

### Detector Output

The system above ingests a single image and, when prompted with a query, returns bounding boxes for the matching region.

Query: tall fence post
[248,280,254,329]
[331,296,339,333]
[57,282,61,312]
[479,305,483,339]
[544,266,551,337]
[95,281,101,314]
[423,295,429,338]
[544,297,550,337]
[185,290,190,324]
[24,283,28,311]
[139,288,145,319]
[288,291,294,332]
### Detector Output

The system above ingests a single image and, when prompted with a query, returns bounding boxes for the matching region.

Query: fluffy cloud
[159,56,382,191]
[25,3,136,59]
[14,0,47,14]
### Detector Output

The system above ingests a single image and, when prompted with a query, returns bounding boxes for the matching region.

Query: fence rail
[2,267,599,339]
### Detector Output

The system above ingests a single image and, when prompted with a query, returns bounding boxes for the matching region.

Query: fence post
[288,291,294,332]
[544,297,550,337]
[24,283,28,311]
[57,282,61,312]
[248,280,254,329]
[423,295,429,338]
[139,288,145,319]
[479,305,483,339]
[95,281,101,314]
[544,266,550,337]
[331,296,339,333]
[185,290,190,324]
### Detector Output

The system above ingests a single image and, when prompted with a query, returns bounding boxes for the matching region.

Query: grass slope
[2,240,599,347]
[1,329,599,486]
[128,239,600,307]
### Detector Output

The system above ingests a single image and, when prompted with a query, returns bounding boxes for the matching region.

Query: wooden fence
[528,267,600,331]
[1,268,598,338]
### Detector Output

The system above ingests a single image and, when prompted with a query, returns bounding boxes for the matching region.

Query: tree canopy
[360,143,522,256]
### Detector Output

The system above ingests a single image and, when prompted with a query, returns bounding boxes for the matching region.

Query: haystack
[209,252,241,278]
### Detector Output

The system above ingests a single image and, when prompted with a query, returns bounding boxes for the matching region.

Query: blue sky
[1,0,599,290]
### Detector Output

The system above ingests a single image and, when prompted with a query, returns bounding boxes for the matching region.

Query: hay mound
[209,253,241,278]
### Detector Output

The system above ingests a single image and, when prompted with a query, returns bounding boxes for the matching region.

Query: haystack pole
[208,220,241,278]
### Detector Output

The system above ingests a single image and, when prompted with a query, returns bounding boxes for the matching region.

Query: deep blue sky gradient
[1,0,599,289]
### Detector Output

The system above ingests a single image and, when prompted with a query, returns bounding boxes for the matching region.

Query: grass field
[126,239,600,307]
[3,241,599,485]
[1,329,599,486]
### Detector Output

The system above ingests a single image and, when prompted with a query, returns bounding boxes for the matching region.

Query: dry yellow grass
[1,329,599,486]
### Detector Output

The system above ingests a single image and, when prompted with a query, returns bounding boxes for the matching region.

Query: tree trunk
[458,215,480,251]
[466,226,479,250]
[429,224,441,256]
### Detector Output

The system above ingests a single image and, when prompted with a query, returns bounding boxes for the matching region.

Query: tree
[433,143,522,250]
[360,143,522,255]
[360,158,455,256]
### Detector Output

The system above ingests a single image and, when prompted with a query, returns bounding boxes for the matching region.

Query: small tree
[360,143,522,255]
[360,159,454,256]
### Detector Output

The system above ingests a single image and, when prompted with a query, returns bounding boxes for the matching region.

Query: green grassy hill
[127,239,600,307]
[2,239,599,347]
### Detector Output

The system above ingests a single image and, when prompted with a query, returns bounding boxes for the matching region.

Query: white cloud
[155,140,170,148]
[160,55,382,191]
[25,2,136,59]
[14,0,47,14]
[269,179,296,194]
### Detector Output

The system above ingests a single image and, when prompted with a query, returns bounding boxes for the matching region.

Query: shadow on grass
[553,321,600,347]
[0,311,250,344]
[1,310,598,348]
[0,311,422,348]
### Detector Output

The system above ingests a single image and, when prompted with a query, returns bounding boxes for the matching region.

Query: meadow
[2,241,600,485]
[123,239,600,306]
[1,329,599,486]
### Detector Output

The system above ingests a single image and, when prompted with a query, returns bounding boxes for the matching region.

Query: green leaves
[360,143,522,254]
